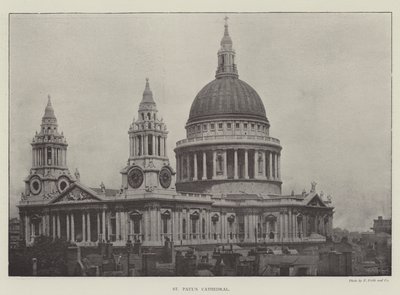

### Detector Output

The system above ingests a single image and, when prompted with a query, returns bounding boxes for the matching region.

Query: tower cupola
[216,17,238,79]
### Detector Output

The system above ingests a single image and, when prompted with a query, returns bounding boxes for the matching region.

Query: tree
[9,236,70,276]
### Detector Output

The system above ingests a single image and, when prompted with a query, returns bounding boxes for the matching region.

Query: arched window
[148,134,153,155]
[153,113,156,120]
[258,153,263,173]
[202,218,206,239]
[147,113,151,120]
[191,219,197,234]
[216,153,223,174]
[141,113,145,120]
[47,147,52,165]
[133,220,140,234]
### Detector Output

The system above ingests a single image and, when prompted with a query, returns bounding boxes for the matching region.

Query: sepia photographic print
[8,12,392,280]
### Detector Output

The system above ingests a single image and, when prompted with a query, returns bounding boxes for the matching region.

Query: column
[212,151,217,179]
[52,215,56,239]
[42,215,46,236]
[163,137,166,156]
[244,150,249,179]
[269,152,273,180]
[82,212,86,242]
[71,213,75,242]
[171,211,176,241]
[193,152,198,181]
[152,134,156,156]
[102,210,106,242]
[288,209,292,241]
[157,208,161,243]
[164,136,167,157]
[277,153,281,180]
[87,212,91,242]
[115,211,120,241]
[181,155,185,181]
[107,212,111,241]
[222,213,225,241]
[179,210,183,241]
[121,212,126,242]
[144,134,148,155]
[187,210,191,242]
[176,156,180,181]
[129,136,132,157]
[202,152,207,180]
[279,213,284,241]
[285,213,289,241]
[97,213,100,242]
[275,153,278,179]
[57,213,61,238]
[234,149,238,179]
[151,210,156,242]
[134,136,138,156]
[25,215,30,244]
[223,150,228,178]
[253,150,258,179]
[184,153,189,180]
[66,214,70,241]
[250,214,255,241]
[262,151,266,178]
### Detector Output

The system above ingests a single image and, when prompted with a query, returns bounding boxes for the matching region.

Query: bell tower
[24,96,74,198]
[121,79,175,193]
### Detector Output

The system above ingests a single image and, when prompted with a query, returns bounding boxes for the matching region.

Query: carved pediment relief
[53,186,100,203]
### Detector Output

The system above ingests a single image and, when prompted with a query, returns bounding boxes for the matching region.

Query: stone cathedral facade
[18,21,334,249]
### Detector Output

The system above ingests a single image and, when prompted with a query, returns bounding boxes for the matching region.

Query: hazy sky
[9,13,391,231]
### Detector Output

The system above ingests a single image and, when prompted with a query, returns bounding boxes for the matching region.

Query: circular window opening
[32,181,39,191]
[60,181,67,191]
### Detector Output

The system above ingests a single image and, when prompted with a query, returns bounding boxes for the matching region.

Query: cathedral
[18,20,334,250]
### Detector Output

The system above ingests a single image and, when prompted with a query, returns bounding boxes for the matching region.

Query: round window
[57,177,70,193]
[29,177,42,195]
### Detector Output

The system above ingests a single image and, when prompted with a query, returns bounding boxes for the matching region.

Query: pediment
[50,183,103,204]
[306,194,327,207]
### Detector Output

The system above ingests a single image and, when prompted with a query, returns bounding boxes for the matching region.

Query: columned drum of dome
[175,20,282,196]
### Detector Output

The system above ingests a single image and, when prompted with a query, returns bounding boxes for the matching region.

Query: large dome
[187,77,268,124]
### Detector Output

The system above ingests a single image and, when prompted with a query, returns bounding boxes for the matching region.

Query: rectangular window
[236,123,240,129]
[211,123,215,130]
[218,123,223,130]
[251,124,255,130]
[258,125,261,130]
[197,125,201,132]
[203,124,207,131]
[227,123,232,129]
[244,123,248,129]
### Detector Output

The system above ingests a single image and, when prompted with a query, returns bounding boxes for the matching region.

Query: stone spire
[40,95,59,134]
[43,95,57,121]
[141,78,156,104]
[216,16,238,79]
[138,78,158,116]
[220,16,233,50]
